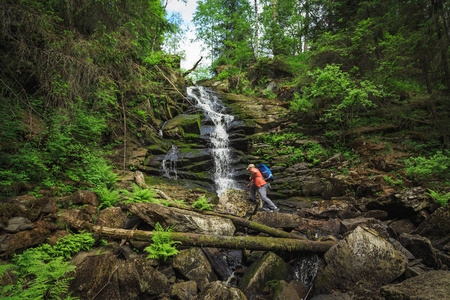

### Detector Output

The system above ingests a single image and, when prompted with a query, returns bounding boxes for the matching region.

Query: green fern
[192,195,213,211]
[144,223,181,262]
[427,189,450,206]
[122,184,159,205]
[1,233,94,299]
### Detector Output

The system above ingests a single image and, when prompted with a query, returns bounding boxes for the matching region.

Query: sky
[165,0,208,70]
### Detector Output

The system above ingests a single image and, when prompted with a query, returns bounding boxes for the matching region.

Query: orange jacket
[249,168,267,188]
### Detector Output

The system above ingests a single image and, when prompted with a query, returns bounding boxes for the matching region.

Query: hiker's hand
[246,184,250,188]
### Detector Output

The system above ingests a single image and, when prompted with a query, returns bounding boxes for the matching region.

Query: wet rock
[252,212,301,229]
[239,252,289,298]
[173,248,217,290]
[302,176,324,197]
[315,226,407,294]
[415,203,450,251]
[310,293,353,300]
[389,219,416,235]
[215,189,257,217]
[322,175,350,200]
[11,194,36,205]
[399,233,439,268]
[163,114,201,138]
[340,217,381,234]
[42,199,59,214]
[128,202,235,236]
[295,218,341,238]
[381,270,450,300]
[97,207,127,228]
[273,280,308,300]
[355,181,382,197]
[3,217,32,233]
[307,200,353,219]
[68,190,99,207]
[0,222,53,257]
[192,281,246,300]
[69,253,170,299]
[366,187,433,219]
[362,209,388,220]
[171,280,198,300]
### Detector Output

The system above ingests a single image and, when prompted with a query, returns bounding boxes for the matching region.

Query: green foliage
[192,195,213,211]
[144,223,181,262]
[122,184,158,205]
[83,157,118,190]
[259,132,306,146]
[1,233,94,299]
[383,175,404,187]
[404,151,450,181]
[291,65,384,130]
[427,189,450,206]
[96,187,122,209]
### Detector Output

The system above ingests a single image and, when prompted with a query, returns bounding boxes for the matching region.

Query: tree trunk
[254,0,259,60]
[69,219,336,253]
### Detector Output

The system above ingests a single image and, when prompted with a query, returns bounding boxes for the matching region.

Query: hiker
[246,164,279,212]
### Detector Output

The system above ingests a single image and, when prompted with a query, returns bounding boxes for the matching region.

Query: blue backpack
[256,164,273,182]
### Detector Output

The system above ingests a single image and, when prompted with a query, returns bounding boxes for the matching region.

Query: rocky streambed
[1,88,449,299]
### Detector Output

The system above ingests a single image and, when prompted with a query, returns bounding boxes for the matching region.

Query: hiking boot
[272,208,280,212]
[248,198,257,203]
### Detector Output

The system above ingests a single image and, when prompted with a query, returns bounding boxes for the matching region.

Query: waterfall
[187,86,236,196]
[162,145,178,179]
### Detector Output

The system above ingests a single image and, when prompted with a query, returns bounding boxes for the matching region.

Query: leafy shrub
[144,223,181,261]
[404,151,449,181]
[192,195,213,211]
[427,189,450,206]
[1,233,94,299]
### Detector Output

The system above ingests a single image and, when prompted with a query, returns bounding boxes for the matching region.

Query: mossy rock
[162,114,201,138]
[239,252,289,298]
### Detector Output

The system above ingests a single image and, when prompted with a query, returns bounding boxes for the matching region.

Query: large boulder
[239,252,289,298]
[381,270,450,300]
[172,248,217,290]
[315,226,407,294]
[215,189,257,217]
[127,202,235,236]
[69,253,170,299]
[415,203,450,250]
[192,281,246,300]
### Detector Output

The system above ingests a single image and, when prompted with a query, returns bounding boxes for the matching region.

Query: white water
[162,145,178,179]
[187,86,237,196]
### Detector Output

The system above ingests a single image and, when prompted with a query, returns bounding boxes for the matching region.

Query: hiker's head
[246,164,255,171]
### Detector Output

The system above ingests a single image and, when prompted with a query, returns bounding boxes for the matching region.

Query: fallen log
[128,202,307,241]
[197,209,308,240]
[69,219,336,253]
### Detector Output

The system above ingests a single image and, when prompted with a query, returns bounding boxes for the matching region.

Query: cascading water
[162,145,178,179]
[187,86,236,196]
